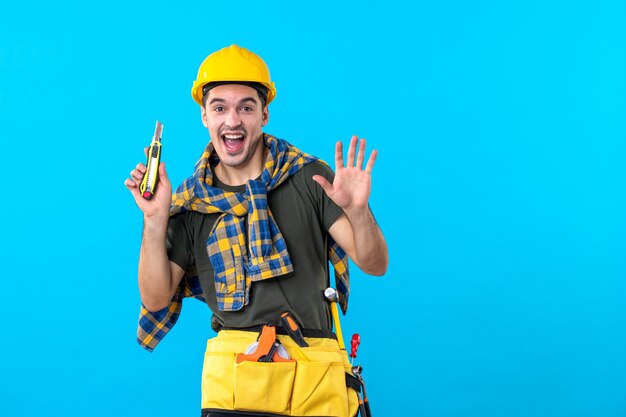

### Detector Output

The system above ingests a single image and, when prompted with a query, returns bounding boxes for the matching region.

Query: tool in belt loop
[351,365,372,417]
[324,287,346,350]
[326,288,373,417]
[280,311,309,347]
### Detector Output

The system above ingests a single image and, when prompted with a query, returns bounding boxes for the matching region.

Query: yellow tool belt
[201,330,360,417]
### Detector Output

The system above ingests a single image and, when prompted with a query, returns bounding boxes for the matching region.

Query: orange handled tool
[280,312,309,347]
[236,325,293,363]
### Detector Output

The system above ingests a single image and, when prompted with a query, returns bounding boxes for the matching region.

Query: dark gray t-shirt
[167,161,344,332]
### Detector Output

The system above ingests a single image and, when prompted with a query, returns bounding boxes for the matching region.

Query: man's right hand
[124,151,172,221]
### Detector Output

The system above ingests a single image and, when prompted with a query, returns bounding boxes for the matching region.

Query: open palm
[313,136,377,211]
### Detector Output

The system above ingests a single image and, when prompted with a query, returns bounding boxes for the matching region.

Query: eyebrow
[208,96,259,105]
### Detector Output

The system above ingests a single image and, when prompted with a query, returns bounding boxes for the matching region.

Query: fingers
[124,178,136,189]
[131,163,146,179]
[125,161,169,187]
[335,141,344,170]
[364,149,377,174]
[124,177,141,199]
[355,138,366,169]
[125,151,171,217]
[342,136,374,171]
[125,162,146,187]
[346,135,358,167]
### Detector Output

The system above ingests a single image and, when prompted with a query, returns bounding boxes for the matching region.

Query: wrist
[143,213,169,237]
[343,205,371,224]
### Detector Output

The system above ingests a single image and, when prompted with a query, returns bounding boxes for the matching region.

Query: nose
[225,108,241,128]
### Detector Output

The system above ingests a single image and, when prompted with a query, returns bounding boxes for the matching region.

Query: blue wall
[1,1,625,416]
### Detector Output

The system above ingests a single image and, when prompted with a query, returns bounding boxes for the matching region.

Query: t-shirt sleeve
[166,212,194,272]
[300,161,345,232]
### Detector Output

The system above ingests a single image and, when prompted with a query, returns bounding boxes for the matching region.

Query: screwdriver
[350,333,360,366]
[139,121,163,200]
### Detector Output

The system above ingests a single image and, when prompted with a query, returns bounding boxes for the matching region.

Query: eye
[241,106,253,112]
[213,106,224,112]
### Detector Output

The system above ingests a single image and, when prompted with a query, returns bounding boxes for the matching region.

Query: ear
[201,105,208,128]
[261,107,269,127]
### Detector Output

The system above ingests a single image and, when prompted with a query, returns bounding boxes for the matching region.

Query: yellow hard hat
[191,44,276,106]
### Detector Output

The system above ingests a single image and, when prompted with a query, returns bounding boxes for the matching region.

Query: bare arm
[138,215,186,311]
[125,161,185,311]
[328,211,387,276]
[313,136,388,276]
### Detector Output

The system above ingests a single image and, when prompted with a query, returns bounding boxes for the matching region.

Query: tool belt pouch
[202,330,360,417]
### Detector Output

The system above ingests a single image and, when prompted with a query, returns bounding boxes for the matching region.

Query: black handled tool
[281,312,309,347]
[352,366,372,417]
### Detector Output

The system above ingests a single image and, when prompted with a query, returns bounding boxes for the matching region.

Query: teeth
[224,134,244,140]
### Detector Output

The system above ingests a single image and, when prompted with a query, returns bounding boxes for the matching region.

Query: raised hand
[124,147,172,221]
[313,135,377,213]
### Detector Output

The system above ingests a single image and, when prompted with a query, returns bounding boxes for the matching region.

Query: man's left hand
[312,135,377,212]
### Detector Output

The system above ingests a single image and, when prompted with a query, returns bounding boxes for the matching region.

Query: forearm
[343,207,388,276]
[138,216,175,311]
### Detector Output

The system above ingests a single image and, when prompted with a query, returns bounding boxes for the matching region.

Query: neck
[214,144,267,186]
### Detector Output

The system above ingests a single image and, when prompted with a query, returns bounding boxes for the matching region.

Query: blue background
[1,1,625,416]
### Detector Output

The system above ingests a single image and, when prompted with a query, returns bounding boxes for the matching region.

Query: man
[125,44,387,417]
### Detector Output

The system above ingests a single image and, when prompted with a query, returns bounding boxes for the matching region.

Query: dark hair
[201,81,268,108]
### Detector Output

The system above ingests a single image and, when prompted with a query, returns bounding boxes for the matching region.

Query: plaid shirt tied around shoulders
[137,134,350,352]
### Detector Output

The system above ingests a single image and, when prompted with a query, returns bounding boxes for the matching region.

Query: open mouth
[221,133,245,153]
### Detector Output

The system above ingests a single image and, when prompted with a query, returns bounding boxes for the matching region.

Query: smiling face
[201,83,269,184]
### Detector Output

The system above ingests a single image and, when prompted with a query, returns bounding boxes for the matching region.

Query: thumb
[159,162,171,187]
[312,174,333,197]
